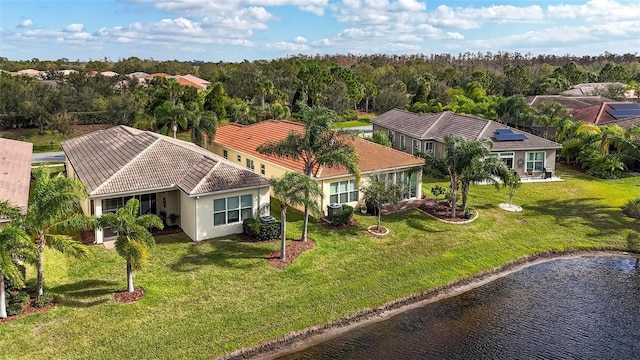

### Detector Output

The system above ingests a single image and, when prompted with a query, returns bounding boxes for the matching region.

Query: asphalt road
[342,125,373,137]
[32,151,65,163]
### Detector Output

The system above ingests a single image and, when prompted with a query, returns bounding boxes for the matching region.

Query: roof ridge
[92,135,161,195]
[422,111,448,138]
[189,158,218,195]
[477,119,493,140]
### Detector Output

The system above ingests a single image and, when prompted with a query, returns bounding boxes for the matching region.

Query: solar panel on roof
[493,129,527,141]
[609,103,640,110]
[607,108,640,120]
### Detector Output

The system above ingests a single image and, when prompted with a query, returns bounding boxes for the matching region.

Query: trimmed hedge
[242,218,282,242]
[332,204,354,226]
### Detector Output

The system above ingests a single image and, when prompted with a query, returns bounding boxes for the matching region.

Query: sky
[1,0,639,63]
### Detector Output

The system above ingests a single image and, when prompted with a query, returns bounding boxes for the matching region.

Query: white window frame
[246,158,254,171]
[260,164,266,175]
[400,135,406,150]
[526,151,545,171]
[423,141,434,155]
[388,130,395,145]
[329,180,359,204]
[495,152,515,169]
[412,139,420,154]
[213,194,253,226]
[223,149,228,159]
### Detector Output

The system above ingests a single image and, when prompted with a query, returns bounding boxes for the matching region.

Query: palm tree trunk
[0,275,6,319]
[377,209,382,230]
[280,206,287,260]
[301,205,309,242]
[37,241,45,296]
[461,182,469,214]
[365,97,369,113]
[127,259,134,293]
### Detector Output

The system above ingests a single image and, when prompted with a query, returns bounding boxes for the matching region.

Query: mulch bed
[320,217,357,229]
[419,199,472,223]
[0,297,55,324]
[114,287,145,303]
[266,239,316,270]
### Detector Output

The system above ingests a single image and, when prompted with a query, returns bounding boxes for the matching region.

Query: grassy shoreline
[1,165,638,359]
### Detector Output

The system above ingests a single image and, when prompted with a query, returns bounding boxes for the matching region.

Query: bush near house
[243,218,282,241]
[622,197,640,219]
[331,204,354,226]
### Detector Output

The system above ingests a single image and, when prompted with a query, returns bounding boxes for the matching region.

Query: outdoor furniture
[543,167,553,179]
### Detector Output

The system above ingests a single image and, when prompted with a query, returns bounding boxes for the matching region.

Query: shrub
[622,197,640,219]
[34,293,55,308]
[6,302,24,316]
[342,109,358,121]
[6,291,30,316]
[332,204,354,226]
[242,218,282,242]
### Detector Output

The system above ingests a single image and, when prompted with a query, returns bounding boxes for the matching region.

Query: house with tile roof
[62,126,271,244]
[0,139,33,229]
[210,120,425,215]
[570,102,640,130]
[371,109,562,178]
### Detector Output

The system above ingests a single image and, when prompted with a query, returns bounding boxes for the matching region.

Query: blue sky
[1,0,639,62]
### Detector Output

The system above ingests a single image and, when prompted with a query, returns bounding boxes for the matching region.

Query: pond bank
[219,249,640,360]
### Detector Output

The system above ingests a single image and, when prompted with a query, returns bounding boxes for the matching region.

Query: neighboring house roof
[127,72,149,79]
[571,102,640,125]
[0,138,33,217]
[214,120,424,179]
[180,74,211,86]
[175,76,207,90]
[562,82,629,96]
[526,95,613,109]
[601,115,640,130]
[148,72,172,78]
[100,71,119,77]
[15,69,41,77]
[61,126,270,197]
[371,109,562,151]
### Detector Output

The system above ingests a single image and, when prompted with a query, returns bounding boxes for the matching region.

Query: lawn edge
[219,248,640,360]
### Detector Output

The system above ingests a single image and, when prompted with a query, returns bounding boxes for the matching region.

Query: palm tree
[24,168,95,296]
[270,172,322,259]
[257,104,360,241]
[0,203,37,319]
[98,198,163,293]
[183,103,219,147]
[533,102,571,139]
[576,123,626,156]
[154,100,188,138]
[422,135,504,218]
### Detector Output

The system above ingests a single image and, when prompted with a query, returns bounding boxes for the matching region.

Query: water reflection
[278,256,640,360]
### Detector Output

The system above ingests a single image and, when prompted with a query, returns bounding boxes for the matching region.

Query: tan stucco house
[210,120,425,215]
[0,138,32,229]
[61,126,271,244]
[371,110,563,178]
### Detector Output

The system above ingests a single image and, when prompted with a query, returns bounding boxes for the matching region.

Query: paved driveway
[32,151,65,163]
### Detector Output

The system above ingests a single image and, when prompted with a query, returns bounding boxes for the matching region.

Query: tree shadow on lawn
[50,279,119,308]
[526,197,637,238]
[627,231,640,253]
[171,237,274,272]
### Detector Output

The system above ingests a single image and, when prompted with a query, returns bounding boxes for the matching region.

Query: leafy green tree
[533,102,571,139]
[361,173,403,231]
[0,202,38,319]
[502,170,522,206]
[369,131,392,147]
[23,168,95,296]
[204,82,227,120]
[270,172,322,259]
[257,104,360,241]
[459,144,508,214]
[98,198,163,293]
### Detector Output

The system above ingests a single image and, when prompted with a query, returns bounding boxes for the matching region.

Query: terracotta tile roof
[0,138,32,216]
[214,120,423,179]
[175,76,207,90]
[180,74,211,86]
[570,102,640,125]
[61,126,269,197]
[148,73,172,78]
[372,110,562,151]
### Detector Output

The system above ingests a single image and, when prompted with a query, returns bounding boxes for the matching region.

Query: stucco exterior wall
[208,143,289,179]
[179,191,197,241]
[192,186,270,241]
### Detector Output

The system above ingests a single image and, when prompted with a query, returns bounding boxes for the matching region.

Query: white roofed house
[61,126,271,244]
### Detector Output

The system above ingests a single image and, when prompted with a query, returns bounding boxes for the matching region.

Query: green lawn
[0,125,110,153]
[333,119,371,128]
[1,165,639,359]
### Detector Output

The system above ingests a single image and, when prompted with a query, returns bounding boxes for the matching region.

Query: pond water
[277,256,640,359]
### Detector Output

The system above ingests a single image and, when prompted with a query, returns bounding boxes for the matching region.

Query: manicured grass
[333,119,371,128]
[0,125,110,153]
[1,165,639,359]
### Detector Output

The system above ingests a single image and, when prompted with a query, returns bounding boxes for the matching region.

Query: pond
[276,256,640,359]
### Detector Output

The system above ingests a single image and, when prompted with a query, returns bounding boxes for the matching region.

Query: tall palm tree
[0,203,37,319]
[154,100,188,138]
[422,136,504,218]
[183,102,219,147]
[257,105,360,241]
[24,168,95,296]
[576,123,626,156]
[534,102,571,139]
[270,172,322,259]
[98,198,163,293]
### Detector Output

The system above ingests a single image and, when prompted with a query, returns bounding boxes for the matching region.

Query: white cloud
[65,23,84,32]
[265,41,311,52]
[430,4,544,30]
[19,19,33,28]
[548,0,640,22]
[294,36,307,43]
[446,32,464,40]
